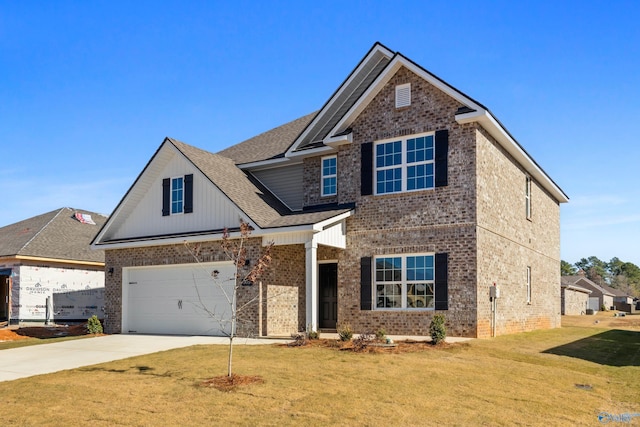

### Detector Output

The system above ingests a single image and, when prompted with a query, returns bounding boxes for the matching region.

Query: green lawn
[2,315,639,426]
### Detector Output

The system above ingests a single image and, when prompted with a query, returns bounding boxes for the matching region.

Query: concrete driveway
[0,334,288,382]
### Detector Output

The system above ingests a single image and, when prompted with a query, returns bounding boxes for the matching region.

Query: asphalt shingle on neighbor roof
[169,138,351,230]
[0,208,106,263]
[216,112,317,165]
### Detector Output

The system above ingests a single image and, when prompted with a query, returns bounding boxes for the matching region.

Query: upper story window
[525,176,532,219]
[395,83,411,108]
[375,133,434,194]
[162,174,193,216]
[375,254,435,309]
[171,177,184,214]
[321,155,337,196]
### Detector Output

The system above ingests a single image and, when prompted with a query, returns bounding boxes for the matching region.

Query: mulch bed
[286,338,454,353]
[200,374,264,391]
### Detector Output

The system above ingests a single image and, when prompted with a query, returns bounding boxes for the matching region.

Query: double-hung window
[162,174,193,216]
[171,177,184,214]
[375,132,435,194]
[321,155,337,196]
[526,266,532,304]
[375,254,435,309]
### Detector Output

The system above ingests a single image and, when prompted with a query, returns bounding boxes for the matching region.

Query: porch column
[305,239,318,332]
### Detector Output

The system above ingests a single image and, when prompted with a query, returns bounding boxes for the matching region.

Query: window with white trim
[526,266,532,304]
[525,176,532,219]
[375,254,435,309]
[395,83,411,108]
[171,177,184,214]
[321,155,337,196]
[375,132,434,194]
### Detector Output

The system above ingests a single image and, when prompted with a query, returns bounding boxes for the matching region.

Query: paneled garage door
[124,262,236,336]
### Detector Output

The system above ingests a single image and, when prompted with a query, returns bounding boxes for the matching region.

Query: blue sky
[1,1,639,266]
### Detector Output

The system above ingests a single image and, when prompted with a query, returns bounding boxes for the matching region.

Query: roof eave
[286,42,394,156]
[456,110,569,204]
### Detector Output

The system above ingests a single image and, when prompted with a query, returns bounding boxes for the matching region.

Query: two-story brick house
[92,43,568,338]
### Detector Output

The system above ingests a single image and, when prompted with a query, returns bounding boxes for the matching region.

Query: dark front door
[319,263,338,329]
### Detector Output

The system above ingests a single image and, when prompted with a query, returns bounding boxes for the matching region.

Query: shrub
[375,328,387,342]
[353,331,376,352]
[337,323,353,341]
[429,314,446,344]
[289,332,307,347]
[87,315,103,334]
[306,325,319,340]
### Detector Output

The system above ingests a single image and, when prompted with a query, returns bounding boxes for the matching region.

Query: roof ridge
[19,207,68,254]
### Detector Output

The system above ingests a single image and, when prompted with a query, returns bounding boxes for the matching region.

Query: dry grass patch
[1,314,638,426]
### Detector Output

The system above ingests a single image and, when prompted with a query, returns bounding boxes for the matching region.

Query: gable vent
[395,83,411,108]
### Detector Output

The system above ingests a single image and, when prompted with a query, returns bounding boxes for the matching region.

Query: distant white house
[0,208,106,324]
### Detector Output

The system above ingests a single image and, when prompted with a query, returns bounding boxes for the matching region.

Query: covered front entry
[122,262,235,336]
[319,263,338,329]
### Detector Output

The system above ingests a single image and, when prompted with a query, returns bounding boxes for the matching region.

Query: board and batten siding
[111,153,247,240]
[251,164,304,211]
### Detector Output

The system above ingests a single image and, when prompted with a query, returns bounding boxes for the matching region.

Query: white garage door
[123,262,236,336]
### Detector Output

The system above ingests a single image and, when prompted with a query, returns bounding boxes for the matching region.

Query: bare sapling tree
[184,220,273,378]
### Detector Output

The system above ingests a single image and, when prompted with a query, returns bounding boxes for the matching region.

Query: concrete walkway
[0,334,288,382]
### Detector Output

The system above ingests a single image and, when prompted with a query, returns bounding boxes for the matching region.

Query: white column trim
[305,238,319,332]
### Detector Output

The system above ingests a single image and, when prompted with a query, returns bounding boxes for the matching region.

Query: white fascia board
[312,210,353,232]
[458,110,569,203]
[285,44,394,157]
[235,156,293,171]
[286,145,336,160]
[328,54,486,138]
[324,132,352,147]
[91,139,175,247]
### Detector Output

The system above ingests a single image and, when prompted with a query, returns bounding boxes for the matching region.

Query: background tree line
[561,256,640,297]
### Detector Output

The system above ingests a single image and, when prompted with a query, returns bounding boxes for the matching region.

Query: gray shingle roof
[0,208,106,263]
[169,138,350,229]
[217,112,317,165]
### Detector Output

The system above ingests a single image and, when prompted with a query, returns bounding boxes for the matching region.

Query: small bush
[429,314,446,344]
[289,332,307,347]
[375,328,387,342]
[337,323,353,341]
[353,332,376,352]
[87,315,103,334]
[306,325,319,340]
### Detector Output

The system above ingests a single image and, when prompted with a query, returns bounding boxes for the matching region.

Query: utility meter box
[490,285,500,299]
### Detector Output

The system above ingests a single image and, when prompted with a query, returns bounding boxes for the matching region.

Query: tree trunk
[227,335,233,377]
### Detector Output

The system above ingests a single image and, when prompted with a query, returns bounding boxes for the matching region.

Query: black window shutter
[434,252,448,310]
[162,178,170,216]
[184,174,193,213]
[361,142,373,196]
[434,129,448,187]
[360,256,372,310]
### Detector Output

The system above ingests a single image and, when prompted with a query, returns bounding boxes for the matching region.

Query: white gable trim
[327,53,485,139]
[92,139,262,249]
[325,53,568,204]
[457,110,569,203]
[285,43,394,157]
